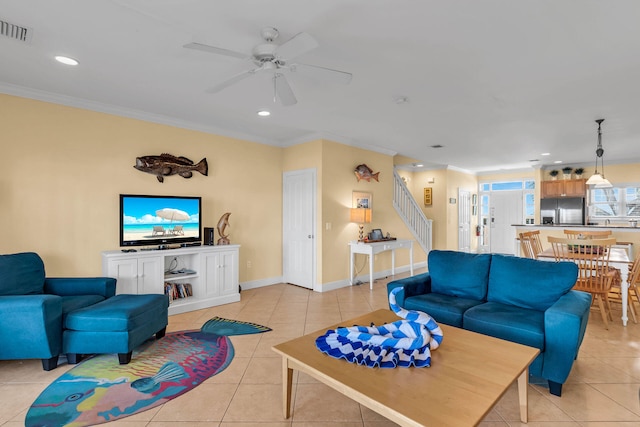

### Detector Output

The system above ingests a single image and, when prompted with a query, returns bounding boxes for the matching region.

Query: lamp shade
[586,173,605,185]
[586,173,613,188]
[594,178,613,188]
[350,208,372,224]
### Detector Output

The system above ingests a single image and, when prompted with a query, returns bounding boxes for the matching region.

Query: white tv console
[102,245,240,315]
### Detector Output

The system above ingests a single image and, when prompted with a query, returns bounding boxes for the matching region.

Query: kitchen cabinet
[541,179,586,198]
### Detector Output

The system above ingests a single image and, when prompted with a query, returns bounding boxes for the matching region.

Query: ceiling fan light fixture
[185,27,350,106]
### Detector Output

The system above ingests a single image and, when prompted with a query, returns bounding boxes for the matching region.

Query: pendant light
[585,119,613,188]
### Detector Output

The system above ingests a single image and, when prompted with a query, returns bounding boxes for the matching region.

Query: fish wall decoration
[354,164,380,182]
[134,153,208,183]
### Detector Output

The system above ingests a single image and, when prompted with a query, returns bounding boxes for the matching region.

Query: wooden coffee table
[272,309,539,426]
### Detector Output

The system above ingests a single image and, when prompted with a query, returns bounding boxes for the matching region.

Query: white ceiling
[2,0,640,173]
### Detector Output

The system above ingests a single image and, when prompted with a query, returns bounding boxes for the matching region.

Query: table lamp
[350,208,372,241]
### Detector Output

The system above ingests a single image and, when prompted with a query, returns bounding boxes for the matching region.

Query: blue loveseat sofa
[0,252,116,370]
[387,250,591,397]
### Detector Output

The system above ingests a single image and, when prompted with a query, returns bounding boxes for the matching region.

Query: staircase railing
[393,169,432,255]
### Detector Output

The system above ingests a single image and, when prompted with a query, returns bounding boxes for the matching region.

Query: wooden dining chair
[618,251,640,323]
[548,236,618,329]
[518,230,543,259]
[563,229,612,239]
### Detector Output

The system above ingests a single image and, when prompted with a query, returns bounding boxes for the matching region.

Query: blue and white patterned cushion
[315,287,443,368]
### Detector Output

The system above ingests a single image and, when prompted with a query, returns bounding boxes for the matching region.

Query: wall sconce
[350,208,372,241]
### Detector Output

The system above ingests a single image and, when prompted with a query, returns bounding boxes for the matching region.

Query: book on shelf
[164,282,193,303]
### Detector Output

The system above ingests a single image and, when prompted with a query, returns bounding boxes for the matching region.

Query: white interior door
[458,189,471,252]
[283,169,316,289]
[489,191,522,254]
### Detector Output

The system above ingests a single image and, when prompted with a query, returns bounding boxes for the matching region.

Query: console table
[349,239,414,289]
[102,245,240,315]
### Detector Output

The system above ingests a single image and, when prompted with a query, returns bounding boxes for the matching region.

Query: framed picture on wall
[352,191,372,209]
[424,188,432,205]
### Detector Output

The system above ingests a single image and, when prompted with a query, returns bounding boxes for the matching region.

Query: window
[490,181,523,191]
[478,179,536,244]
[626,188,640,216]
[588,186,640,218]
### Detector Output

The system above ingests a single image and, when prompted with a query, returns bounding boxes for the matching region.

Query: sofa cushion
[487,255,578,311]
[463,301,545,351]
[60,295,106,317]
[65,294,168,332]
[428,250,491,301]
[405,293,484,328]
[0,252,45,296]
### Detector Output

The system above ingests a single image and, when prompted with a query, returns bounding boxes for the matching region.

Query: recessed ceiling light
[54,55,79,66]
[541,152,551,156]
[554,160,563,164]
[257,110,270,117]
[415,163,423,167]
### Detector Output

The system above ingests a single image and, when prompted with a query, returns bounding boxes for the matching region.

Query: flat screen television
[120,194,202,247]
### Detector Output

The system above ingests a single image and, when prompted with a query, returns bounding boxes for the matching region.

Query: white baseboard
[239,261,427,293]
[239,276,283,291]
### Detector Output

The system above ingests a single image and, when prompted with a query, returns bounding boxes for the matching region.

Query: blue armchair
[0,252,116,370]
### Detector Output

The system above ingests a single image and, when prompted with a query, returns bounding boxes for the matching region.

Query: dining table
[537,246,632,326]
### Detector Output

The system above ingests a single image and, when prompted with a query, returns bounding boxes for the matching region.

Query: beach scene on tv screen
[122,197,199,242]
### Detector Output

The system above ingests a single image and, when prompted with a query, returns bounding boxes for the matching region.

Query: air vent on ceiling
[0,18,33,43]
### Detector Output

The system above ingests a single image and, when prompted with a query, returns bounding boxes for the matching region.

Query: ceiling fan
[184,27,352,106]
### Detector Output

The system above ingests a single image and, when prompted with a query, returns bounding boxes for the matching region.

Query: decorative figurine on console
[217,212,231,245]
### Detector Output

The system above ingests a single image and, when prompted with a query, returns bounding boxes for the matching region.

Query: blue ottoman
[63,294,169,364]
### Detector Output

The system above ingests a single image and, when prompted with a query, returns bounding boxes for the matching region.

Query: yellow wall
[320,141,424,285]
[6,93,637,287]
[0,94,283,282]
[597,163,640,184]
[1,94,425,291]
[283,141,427,288]
[400,168,478,251]
[416,169,448,249]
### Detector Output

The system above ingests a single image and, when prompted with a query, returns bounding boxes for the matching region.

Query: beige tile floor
[1,272,640,426]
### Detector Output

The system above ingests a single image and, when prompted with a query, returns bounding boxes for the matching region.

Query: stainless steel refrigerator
[540,197,585,225]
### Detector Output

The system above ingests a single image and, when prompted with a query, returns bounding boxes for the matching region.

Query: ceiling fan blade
[184,42,249,60]
[275,32,318,60]
[205,68,258,93]
[274,74,297,106]
[290,63,352,85]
